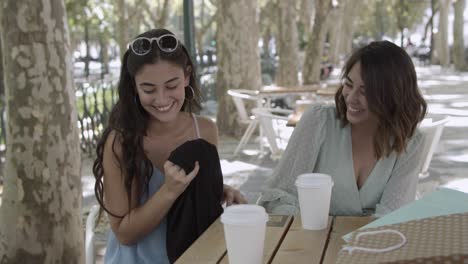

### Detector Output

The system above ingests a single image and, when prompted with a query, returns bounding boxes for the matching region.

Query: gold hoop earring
[185,85,195,100]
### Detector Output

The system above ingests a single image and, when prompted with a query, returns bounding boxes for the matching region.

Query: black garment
[166,139,224,263]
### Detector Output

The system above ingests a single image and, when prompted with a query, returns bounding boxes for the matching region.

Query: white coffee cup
[220,204,269,264]
[295,173,334,230]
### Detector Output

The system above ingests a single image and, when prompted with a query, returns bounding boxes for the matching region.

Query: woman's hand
[163,160,199,199]
[222,184,248,206]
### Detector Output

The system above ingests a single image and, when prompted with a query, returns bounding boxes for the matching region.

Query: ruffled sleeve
[374,131,424,217]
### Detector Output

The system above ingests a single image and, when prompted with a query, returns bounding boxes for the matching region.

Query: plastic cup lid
[221,204,269,226]
[295,173,334,188]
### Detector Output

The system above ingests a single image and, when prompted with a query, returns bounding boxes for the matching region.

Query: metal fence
[75,76,119,155]
[0,76,118,161]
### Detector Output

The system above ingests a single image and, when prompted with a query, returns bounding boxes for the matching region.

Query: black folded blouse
[166,139,224,263]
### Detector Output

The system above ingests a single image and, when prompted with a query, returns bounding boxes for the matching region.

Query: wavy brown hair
[93,28,202,217]
[334,41,427,159]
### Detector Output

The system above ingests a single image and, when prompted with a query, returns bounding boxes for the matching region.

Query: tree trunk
[299,0,314,36]
[422,4,439,43]
[395,0,408,48]
[0,36,3,105]
[437,0,450,67]
[100,37,110,75]
[0,36,3,170]
[196,14,216,60]
[374,0,386,41]
[276,0,299,86]
[84,17,90,77]
[117,0,128,59]
[262,27,272,57]
[338,0,360,58]
[327,3,343,65]
[216,0,262,136]
[453,0,466,71]
[157,0,171,27]
[302,0,331,84]
[430,0,438,63]
[259,1,276,56]
[197,0,207,58]
[0,1,83,263]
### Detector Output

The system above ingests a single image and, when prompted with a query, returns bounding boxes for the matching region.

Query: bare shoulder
[103,129,123,163]
[196,115,219,146]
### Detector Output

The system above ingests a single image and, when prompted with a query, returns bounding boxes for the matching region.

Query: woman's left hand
[222,184,248,206]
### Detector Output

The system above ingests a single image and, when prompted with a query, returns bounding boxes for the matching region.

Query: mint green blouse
[259,104,424,217]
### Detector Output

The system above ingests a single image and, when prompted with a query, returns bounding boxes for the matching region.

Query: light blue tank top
[104,168,170,264]
[104,114,201,264]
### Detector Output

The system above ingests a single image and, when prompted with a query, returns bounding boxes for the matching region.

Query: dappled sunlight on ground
[220,158,274,203]
[450,102,468,108]
[236,149,264,157]
[442,179,468,194]
[428,105,468,116]
[416,65,468,88]
[439,74,468,81]
[82,174,95,198]
[439,153,468,163]
[420,79,465,87]
[425,94,466,101]
[220,160,261,176]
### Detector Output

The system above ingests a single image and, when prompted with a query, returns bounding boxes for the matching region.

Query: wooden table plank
[322,216,374,264]
[175,218,227,264]
[219,215,293,264]
[272,216,333,264]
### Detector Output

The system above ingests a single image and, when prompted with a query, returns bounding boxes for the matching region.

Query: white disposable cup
[220,204,269,264]
[295,173,334,230]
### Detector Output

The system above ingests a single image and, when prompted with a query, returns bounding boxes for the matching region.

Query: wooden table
[283,85,339,127]
[176,215,373,264]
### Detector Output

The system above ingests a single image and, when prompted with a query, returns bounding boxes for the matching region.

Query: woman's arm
[259,105,328,214]
[103,132,198,245]
[223,184,248,205]
[374,131,425,217]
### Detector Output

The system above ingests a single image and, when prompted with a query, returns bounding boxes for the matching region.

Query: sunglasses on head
[129,34,179,56]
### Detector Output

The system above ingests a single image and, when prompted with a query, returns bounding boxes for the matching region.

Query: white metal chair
[252,107,294,160]
[85,204,100,264]
[227,89,262,155]
[418,116,450,179]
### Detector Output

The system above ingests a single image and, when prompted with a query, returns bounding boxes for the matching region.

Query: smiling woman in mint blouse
[259,41,427,217]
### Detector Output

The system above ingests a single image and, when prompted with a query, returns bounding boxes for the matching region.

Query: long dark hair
[93,28,201,217]
[335,40,427,159]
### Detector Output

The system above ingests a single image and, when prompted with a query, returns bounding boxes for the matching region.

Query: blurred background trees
[0,0,467,159]
[0,0,465,148]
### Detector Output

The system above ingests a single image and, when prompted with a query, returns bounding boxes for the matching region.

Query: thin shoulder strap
[191,113,201,139]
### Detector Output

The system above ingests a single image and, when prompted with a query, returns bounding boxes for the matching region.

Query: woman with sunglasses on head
[93,28,247,264]
[259,41,427,217]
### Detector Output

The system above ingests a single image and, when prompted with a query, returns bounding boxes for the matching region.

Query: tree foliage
[65,0,182,65]
[353,0,428,44]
